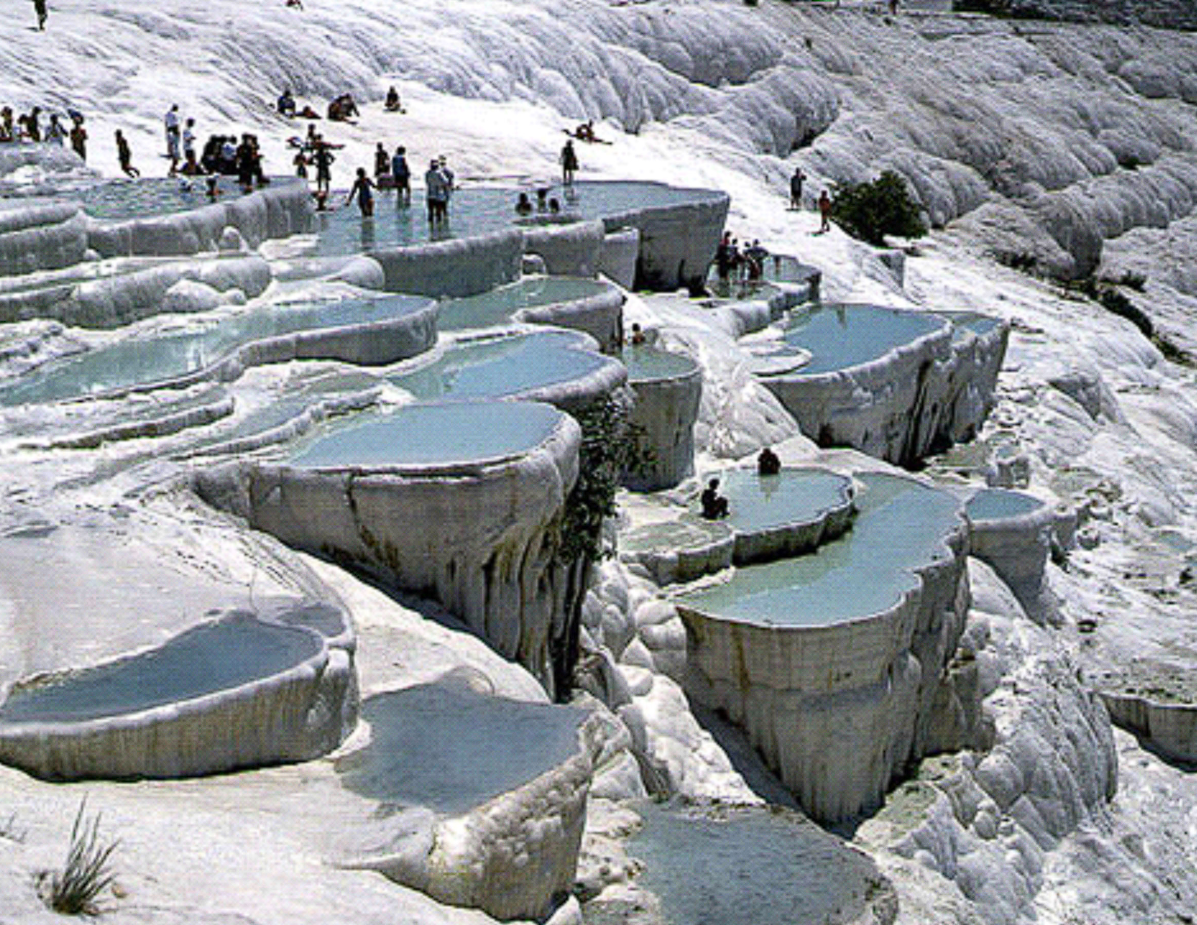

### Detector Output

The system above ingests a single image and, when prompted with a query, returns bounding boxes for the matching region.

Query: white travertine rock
[86,178,313,258]
[1101,691,1197,764]
[516,281,626,354]
[201,403,582,696]
[600,190,730,292]
[0,610,357,780]
[336,681,606,922]
[371,228,524,297]
[0,200,89,277]
[965,489,1060,625]
[677,474,971,822]
[623,355,702,492]
[761,311,1008,466]
[522,219,605,279]
[598,227,640,290]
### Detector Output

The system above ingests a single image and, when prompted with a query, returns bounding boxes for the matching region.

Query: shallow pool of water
[756,304,947,377]
[80,177,254,221]
[700,468,853,535]
[676,473,961,627]
[336,682,585,814]
[966,488,1044,522]
[630,801,875,925]
[941,311,1002,342]
[390,330,613,401]
[307,180,723,256]
[0,612,320,723]
[0,294,431,405]
[437,276,610,333]
[621,346,698,382]
[288,400,564,469]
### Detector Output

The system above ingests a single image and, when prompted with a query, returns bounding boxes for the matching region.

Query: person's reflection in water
[359,217,376,252]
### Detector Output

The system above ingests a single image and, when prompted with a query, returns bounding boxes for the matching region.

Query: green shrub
[830,171,927,247]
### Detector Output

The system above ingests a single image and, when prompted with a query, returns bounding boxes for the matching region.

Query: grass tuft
[44,798,119,916]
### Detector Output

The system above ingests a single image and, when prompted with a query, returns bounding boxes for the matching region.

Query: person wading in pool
[700,478,730,520]
[346,167,376,217]
[391,145,411,205]
[560,139,579,186]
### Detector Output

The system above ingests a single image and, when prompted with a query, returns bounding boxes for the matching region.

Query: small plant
[43,799,119,916]
[1118,270,1147,291]
[0,812,26,844]
[830,170,927,247]
[997,251,1038,273]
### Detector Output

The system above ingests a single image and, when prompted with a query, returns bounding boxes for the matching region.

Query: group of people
[514,188,563,217]
[335,140,453,222]
[0,106,88,160]
[699,448,780,521]
[790,166,834,233]
[714,232,770,283]
[276,90,321,121]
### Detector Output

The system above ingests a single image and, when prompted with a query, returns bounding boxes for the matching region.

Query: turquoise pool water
[438,277,610,333]
[699,468,853,535]
[756,304,948,377]
[287,400,564,469]
[337,683,585,815]
[676,473,961,627]
[307,180,723,256]
[0,612,320,723]
[390,330,614,401]
[630,801,874,925]
[621,346,698,382]
[966,488,1045,522]
[80,177,253,221]
[0,294,431,406]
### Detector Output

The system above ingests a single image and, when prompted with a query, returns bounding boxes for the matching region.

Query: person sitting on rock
[277,89,297,118]
[628,322,647,346]
[757,447,781,476]
[700,478,730,520]
[385,86,405,112]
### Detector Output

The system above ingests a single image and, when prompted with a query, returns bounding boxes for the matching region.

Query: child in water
[347,167,376,217]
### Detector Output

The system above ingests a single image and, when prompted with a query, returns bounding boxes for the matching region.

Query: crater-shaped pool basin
[966,488,1045,522]
[287,400,565,469]
[438,276,612,332]
[0,612,321,724]
[0,294,432,405]
[676,473,961,627]
[756,304,947,377]
[337,682,585,815]
[390,330,614,401]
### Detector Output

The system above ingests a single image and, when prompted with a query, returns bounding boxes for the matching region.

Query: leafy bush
[559,396,651,566]
[1118,270,1147,291]
[830,171,927,246]
[44,800,119,915]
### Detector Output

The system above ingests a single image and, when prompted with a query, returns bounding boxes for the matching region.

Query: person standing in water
[33,0,47,30]
[346,167,376,217]
[560,139,578,186]
[115,130,139,177]
[391,145,411,205]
